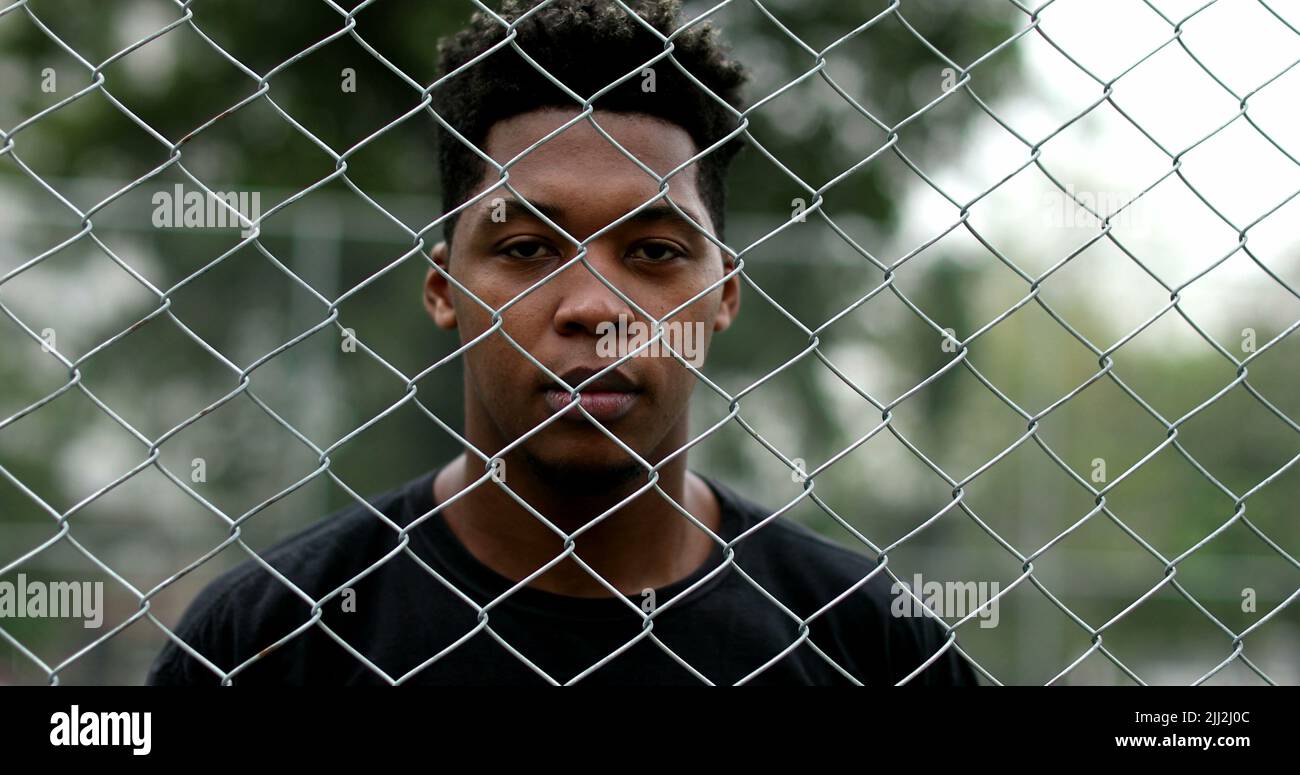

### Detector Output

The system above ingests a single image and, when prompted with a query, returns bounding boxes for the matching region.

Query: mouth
[541,366,643,424]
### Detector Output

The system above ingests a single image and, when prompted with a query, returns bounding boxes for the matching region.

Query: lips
[542,366,642,423]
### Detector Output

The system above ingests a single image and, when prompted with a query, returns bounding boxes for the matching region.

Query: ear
[423,241,458,330]
[712,254,741,333]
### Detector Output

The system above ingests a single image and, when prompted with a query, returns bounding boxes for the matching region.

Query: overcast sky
[895,0,1299,353]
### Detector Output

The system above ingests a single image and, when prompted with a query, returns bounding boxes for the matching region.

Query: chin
[520,446,649,497]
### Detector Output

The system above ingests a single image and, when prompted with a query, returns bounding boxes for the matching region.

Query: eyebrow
[486,197,711,239]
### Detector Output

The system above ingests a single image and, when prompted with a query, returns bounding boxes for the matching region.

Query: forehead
[478,108,706,218]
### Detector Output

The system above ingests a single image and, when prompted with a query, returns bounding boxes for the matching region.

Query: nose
[550,246,637,337]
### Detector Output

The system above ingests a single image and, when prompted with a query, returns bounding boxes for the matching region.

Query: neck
[432,437,721,598]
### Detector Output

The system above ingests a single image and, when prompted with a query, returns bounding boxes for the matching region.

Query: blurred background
[0,0,1295,685]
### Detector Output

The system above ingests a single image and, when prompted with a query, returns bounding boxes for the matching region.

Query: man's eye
[501,241,555,260]
[629,242,685,262]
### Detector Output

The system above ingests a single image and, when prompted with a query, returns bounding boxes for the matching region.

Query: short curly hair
[432,0,749,248]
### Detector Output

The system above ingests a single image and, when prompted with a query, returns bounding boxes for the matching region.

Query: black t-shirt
[147,467,980,686]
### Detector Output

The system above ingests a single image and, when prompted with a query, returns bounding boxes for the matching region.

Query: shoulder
[706,475,886,589]
[147,472,429,684]
[703,475,981,686]
[204,475,418,605]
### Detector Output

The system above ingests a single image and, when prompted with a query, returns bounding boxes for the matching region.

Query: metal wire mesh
[0,0,1297,686]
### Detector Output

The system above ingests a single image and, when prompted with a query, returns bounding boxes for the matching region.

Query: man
[148,0,979,686]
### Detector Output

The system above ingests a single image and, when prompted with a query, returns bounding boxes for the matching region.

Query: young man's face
[424,108,740,491]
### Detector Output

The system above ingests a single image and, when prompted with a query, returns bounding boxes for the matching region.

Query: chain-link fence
[0,0,1296,685]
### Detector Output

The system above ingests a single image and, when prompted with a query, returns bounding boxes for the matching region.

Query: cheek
[460,311,544,387]
[464,336,528,418]
[448,270,490,339]
[453,300,485,342]
[453,273,543,341]
[678,265,723,312]
[671,286,721,347]
[495,294,558,351]
[452,264,513,315]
